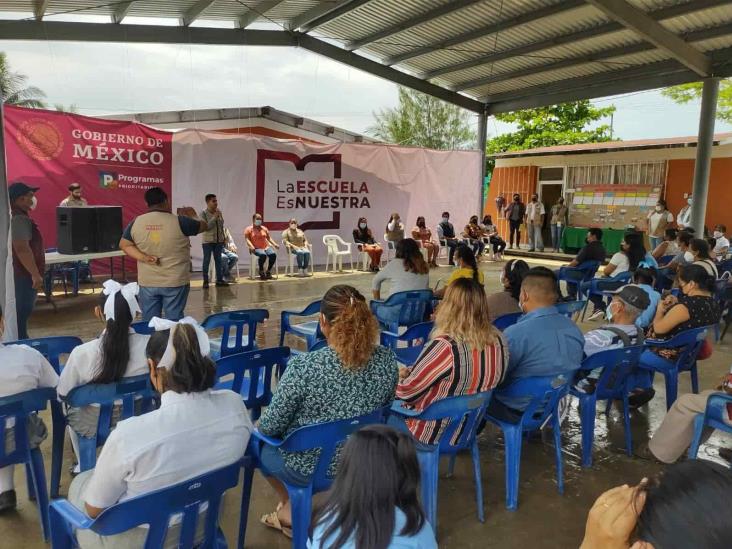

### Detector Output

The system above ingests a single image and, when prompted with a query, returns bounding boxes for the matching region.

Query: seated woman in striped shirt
[396,277,508,444]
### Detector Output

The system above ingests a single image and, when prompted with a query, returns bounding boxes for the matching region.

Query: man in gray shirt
[200,193,228,288]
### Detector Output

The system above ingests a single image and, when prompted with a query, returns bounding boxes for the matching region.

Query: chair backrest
[308,339,329,352]
[557,260,599,283]
[591,271,632,294]
[276,406,389,492]
[659,254,676,266]
[201,309,269,357]
[214,347,290,420]
[580,346,645,400]
[714,278,729,307]
[497,375,570,431]
[493,312,522,331]
[704,393,732,427]
[646,326,709,372]
[554,300,586,318]
[65,375,158,446]
[131,321,154,335]
[397,391,493,454]
[384,235,396,250]
[380,290,434,327]
[6,336,83,374]
[62,459,242,547]
[381,321,434,366]
[0,388,55,467]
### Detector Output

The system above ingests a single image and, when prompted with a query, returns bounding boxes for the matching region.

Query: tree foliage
[0,52,46,108]
[486,101,616,160]
[369,87,475,150]
[661,79,732,123]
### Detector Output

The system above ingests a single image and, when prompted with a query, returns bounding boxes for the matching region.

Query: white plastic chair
[283,241,314,277]
[207,253,240,282]
[248,249,279,280]
[384,234,397,262]
[323,235,353,273]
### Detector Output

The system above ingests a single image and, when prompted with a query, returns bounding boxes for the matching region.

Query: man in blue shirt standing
[489,267,584,421]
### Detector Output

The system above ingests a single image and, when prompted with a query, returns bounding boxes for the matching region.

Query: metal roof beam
[456,21,732,92]
[424,0,728,80]
[585,0,712,76]
[384,0,586,66]
[484,47,732,114]
[296,34,484,113]
[238,0,285,29]
[33,0,48,21]
[345,0,483,51]
[112,1,135,24]
[287,0,372,33]
[181,0,216,27]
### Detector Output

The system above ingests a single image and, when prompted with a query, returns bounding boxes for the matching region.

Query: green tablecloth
[560,227,637,255]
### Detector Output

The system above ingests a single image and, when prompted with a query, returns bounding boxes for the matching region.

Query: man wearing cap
[59,183,88,207]
[575,285,649,393]
[9,182,44,339]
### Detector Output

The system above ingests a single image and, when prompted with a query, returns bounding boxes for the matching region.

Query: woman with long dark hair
[481,214,506,260]
[486,259,530,321]
[353,217,383,272]
[372,238,429,300]
[67,318,252,547]
[434,244,483,298]
[310,425,437,549]
[411,216,439,267]
[689,238,718,278]
[58,281,150,473]
[258,285,398,537]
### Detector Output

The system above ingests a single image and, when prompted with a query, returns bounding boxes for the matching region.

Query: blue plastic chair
[557,260,600,299]
[0,387,55,540]
[658,254,676,267]
[555,299,587,320]
[484,375,570,510]
[279,300,322,350]
[570,346,645,467]
[370,290,434,333]
[131,321,154,335]
[44,248,81,297]
[713,278,729,341]
[688,392,732,463]
[389,392,493,531]
[717,258,732,276]
[493,312,522,331]
[201,309,269,358]
[57,375,158,489]
[640,326,709,410]
[243,408,388,549]
[380,321,433,367]
[214,347,289,421]
[6,336,82,498]
[581,271,632,320]
[50,459,243,549]
[308,339,328,352]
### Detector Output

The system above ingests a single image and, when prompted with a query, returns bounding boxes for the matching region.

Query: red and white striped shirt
[396,335,508,444]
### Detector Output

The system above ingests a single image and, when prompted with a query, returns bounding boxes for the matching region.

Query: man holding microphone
[199,194,228,288]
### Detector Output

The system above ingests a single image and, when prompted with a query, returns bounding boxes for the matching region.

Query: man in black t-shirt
[564,228,606,298]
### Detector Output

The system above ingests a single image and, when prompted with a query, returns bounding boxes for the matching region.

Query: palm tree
[0,52,46,108]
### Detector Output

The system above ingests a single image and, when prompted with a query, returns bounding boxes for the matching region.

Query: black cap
[608,284,651,310]
[8,182,39,201]
[68,182,81,190]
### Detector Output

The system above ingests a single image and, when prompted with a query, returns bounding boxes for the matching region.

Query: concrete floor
[2,254,731,548]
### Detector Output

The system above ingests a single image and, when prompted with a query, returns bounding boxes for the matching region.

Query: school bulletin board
[568,184,662,230]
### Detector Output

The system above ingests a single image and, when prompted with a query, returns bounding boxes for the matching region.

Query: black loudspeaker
[57,206,123,254]
[94,206,123,252]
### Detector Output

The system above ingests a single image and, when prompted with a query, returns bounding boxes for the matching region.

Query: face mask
[254,219,262,226]
[714,231,722,238]
[532,197,538,202]
[442,217,449,222]
[687,198,693,205]
[30,196,37,210]
[605,302,617,322]
[289,223,297,230]
[514,197,519,202]
[655,205,662,212]
[359,223,367,229]
[417,221,425,228]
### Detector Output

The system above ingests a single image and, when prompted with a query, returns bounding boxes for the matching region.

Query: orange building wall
[483,166,538,241]
[666,157,732,233]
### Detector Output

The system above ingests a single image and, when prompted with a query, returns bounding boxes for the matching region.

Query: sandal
[260,508,293,539]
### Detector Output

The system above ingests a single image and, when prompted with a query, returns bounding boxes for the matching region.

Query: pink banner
[3,105,173,247]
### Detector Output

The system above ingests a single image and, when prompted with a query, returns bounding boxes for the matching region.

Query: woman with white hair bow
[58,280,149,473]
[66,316,252,548]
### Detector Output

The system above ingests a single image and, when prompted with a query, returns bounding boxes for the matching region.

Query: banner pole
[0,101,17,340]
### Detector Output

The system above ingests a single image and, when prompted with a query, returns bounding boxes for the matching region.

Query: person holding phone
[199,194,228,289]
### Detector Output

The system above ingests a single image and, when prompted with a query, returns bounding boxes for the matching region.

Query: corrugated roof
[0,0,730,114]
[493,132,732,158]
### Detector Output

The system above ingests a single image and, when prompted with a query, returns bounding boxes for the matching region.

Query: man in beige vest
[120,187,207,321]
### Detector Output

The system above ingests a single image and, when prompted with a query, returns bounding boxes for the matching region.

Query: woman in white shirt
[646,199,674,251]
[58,281,149,473]
[372,238,430,300]
[0,305,59,513]
[690,238,719,278]
[68,318,252,548]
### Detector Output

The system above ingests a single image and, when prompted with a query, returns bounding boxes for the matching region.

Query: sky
[2,37,731,143]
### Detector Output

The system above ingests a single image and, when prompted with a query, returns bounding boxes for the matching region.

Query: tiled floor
[2,256,730,548]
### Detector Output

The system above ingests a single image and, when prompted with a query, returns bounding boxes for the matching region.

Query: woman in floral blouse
[258,284,398,538]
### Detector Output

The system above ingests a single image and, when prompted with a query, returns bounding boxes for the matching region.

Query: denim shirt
[497,306,584,411]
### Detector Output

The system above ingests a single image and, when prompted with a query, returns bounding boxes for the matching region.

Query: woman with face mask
[481,215,506,260]
[711,224,729,260]
[411,216,438,267]
[385,213,405,245]
[353,217,383,271]
[282,218,311,277]
[245,212,280,280]
[646,199,674,251]
[486,259,529,322]
[462,215,485,258]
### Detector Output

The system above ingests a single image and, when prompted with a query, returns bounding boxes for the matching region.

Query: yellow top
[446,267,484,286]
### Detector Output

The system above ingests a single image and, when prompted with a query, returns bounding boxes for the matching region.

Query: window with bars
[566,161,666,189]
